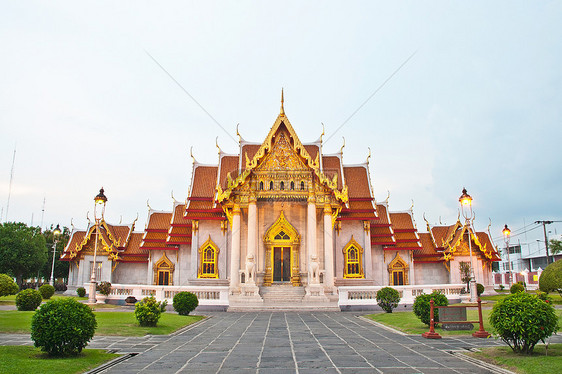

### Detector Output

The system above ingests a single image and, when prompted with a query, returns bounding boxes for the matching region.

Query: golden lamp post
[48,224,62,286]
[502,224,512,287]
[87,188,107,305]
[459,187,477,303]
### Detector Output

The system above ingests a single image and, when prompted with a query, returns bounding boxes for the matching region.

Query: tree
[549,239,562,255]
[539,260,562,297]
[459,261,471,290]
[39,225,70,282]
[0,222,47,286]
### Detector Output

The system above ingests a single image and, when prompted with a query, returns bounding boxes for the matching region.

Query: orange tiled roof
[241,144,260,171]
[60,230,86,260]
[304,144,319,161]
[389,213,416,231]
[145,212,172,231]
[414,233,444,262]
[343,166,371,198]
[121,232,147,256]
[218,155,240,188]
[322,156,343,190]
[191,166,218,198]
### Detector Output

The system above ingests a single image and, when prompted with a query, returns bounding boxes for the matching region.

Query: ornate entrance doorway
[273,247,291,282]
[263,211,301,286]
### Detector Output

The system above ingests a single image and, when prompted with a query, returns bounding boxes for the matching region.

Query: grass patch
[468,344,562,374]
[366,309,562,337]
[0,310,204,336]
[0,294,16,305]
[481,291,562,305]
[366,310,494,336]
[0,346,119,374]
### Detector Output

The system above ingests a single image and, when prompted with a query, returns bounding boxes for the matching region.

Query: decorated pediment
[256,131,308,172]
[440,222,494,261]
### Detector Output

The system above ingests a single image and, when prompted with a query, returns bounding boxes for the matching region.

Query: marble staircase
[227,284,339,312]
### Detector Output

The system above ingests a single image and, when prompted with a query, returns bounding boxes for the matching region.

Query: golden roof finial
[280,88,285,117]
[215,136,222,154]
[340,137,346,154]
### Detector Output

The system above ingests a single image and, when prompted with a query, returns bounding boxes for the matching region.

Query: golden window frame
[342,236,364,279]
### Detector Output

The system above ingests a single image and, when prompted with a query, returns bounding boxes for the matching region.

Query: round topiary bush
[173,292,199,316]
[76,287,86,298]
[15,289,42,311]
[376,287,401,313]
[134,296,167,327]
[31,298,97,356]
[413,291,448,326]
[510,283,525,294]
[489,291,558,354]
[476,283,485,296]
[539,260,562,296]
[39,284,55,299]
[0,274,19,296]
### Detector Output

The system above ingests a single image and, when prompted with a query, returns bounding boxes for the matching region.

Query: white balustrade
[106,284,229,306]
[338,284,466,307]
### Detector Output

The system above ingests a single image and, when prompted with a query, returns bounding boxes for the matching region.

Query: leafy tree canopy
[549,239,562,255]
[40,225,70,281]
[0,222,47,285]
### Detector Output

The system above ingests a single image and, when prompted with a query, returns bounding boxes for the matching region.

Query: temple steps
[227,284,340,312]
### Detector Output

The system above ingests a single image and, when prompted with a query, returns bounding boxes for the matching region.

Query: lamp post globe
[502,224,512,287]
[459,187,477,302]
[88,187,108,305]
[49,224,62,286]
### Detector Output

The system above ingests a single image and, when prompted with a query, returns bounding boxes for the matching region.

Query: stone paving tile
[7,311,561,373]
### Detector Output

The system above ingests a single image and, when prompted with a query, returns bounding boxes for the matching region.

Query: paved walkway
[4,312,559,373]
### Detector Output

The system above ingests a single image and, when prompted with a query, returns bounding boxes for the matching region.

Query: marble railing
[105,284,229,305]
[338,284,466,307]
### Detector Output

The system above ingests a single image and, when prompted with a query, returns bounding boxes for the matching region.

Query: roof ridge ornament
[366,147,371,163]
[236,123,243,144]
[340,137,346,154]
[215,136,222,155]
[280,88,285,117]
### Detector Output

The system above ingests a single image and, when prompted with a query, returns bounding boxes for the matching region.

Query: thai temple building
[61,94,501,309]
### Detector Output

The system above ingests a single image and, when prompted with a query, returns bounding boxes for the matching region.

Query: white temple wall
[177,243,192,285]
[79,255,112,286]
[198,221,227,280]
[334,221,364,279]
[413,262,448,284]
[371,245,385,286]
[113,262,147,284]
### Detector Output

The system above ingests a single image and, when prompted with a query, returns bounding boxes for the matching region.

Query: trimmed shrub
[96,281,111,296]
[16,289,42,311]
[76,287,86,297]
[0,274,19,296]
[413,291,448,326]
[375,287,401,313]
[39,284,55,299]
[536,291,553,304]
[489,292,558,354]
[476,283,485,296]
[498,284,505,291]
[134,296,167,327]
[539,260,562,296]
[510,283,524,294]
[31,298,97,356]
[173,292,199,316]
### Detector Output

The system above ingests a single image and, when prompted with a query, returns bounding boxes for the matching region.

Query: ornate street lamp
[49,224,62,286]
[459,187,477,303]
[502,224,512,287]
[88,187,107,304]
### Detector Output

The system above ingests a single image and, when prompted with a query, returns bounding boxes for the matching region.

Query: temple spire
[280,88,285,117]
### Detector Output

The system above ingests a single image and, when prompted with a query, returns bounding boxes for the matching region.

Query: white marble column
[230,205,241,291]
[246,196,257,285]
[363,221,372,280]
[307,194,318,284]
[190,221,199,280]
[323,204,335,291]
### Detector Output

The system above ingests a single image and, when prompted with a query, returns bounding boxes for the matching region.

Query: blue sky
[1,1,561,257]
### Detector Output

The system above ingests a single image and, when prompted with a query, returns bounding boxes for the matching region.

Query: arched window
[280,181,284,190]
[259,181,264,190]
[290,181,295,190]
[153,253,175,285]
[342,236,364,278]
[198,236,220,278]
[270,181,274,190]
[300,181,305,190]
[388,253,409,286]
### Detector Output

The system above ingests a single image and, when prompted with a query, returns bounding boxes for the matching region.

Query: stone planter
[96,294,107,304]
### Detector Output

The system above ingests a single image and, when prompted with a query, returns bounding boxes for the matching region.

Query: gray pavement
[4,312,559,373]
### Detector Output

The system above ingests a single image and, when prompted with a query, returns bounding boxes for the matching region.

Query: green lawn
[0,294,88,305]
[481,291,562,305]
[0,346,119,374]
[468,344,562,374]
[366,309,562,337]
[0,310,205,336]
